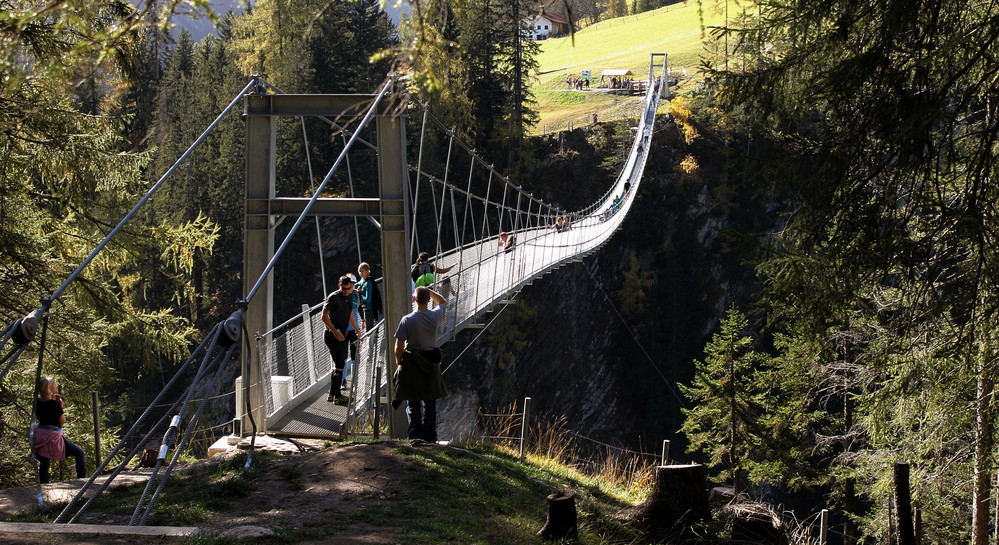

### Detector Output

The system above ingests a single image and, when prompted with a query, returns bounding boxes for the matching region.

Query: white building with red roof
[523,4,571,40]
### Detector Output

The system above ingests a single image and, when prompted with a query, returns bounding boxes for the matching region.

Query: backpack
[413,262,435,287]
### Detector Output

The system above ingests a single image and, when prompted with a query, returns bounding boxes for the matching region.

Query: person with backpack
[410,252,454,289]
[33,376,86,483]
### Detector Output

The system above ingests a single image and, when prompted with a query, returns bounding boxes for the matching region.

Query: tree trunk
[635,464,710,541]
[729,355,740,495]
[893,462,915,545]
[842,390,856,545]
[972,343,995,545]
[537,489,577,541]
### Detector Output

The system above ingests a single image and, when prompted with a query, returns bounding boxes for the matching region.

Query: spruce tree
[0,0,221,486]
[680,307,765,494]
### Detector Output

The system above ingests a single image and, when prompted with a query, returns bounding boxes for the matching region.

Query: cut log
[537,489,577,541]
[635,464,710,540]
[138,448,158,468]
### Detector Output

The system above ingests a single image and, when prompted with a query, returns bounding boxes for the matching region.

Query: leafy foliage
[0,0,221,487]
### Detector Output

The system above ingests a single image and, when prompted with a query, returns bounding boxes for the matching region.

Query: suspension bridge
[0,52,669,524]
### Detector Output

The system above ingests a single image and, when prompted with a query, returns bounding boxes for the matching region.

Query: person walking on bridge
[411,252,454,289]
[323,275,362,405]
[393,287,449,442]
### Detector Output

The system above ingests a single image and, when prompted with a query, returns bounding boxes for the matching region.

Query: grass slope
[531,1,728,133]
[3,442,645,545]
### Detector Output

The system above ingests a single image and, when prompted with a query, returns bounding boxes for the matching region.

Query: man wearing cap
[393,287,449,442]
[323,275,362,405]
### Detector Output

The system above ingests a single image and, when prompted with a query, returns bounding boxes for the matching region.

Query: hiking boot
[333,395,349,406]
[327,394,336,402]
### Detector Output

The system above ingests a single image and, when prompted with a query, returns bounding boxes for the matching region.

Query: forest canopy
[687,0,999,542]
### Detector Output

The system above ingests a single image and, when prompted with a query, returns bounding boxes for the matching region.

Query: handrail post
[302,304,318,384]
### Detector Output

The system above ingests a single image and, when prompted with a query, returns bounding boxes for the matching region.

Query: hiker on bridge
[356,262,383,327]
[499,232,516,253]
[393,287,449,442]
[323,275,362,405]
[411,252,454,289]
[344,273,362,385]
[32,376,86,484]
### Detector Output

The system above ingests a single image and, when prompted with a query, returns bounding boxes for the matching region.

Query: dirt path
[0,440,413,544]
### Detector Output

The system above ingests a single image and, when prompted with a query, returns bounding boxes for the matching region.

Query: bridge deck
[267,380,351,437]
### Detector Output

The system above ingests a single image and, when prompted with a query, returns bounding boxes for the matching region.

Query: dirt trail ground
[0,440,415,544]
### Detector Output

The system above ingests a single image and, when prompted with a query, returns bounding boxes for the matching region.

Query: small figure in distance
[33,376,86,483]
[411,252,454,289]
[393,287,449,442]
[499,232,516,253]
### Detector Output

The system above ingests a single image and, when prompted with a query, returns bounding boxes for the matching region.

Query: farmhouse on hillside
[523,3,571,40]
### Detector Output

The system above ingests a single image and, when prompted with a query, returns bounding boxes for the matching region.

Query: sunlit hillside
[531,1,730,134]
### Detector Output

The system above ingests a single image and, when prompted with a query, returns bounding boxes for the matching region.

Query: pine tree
[680,307,766,494]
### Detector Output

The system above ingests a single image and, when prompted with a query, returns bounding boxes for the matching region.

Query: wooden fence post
[820,508,828,545]
[91,391,100,474]
[519,397,531,461]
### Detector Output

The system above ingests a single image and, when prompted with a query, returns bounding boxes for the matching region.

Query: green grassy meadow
[531,1,728,133]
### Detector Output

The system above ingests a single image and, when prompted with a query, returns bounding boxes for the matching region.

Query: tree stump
[537,489,577,541]
[635,464,710,541]
[139,448,158,468]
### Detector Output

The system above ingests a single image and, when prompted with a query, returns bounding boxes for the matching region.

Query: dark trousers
[360,307,379,326]
[406,399,438,442]
[38,437,86,484]
[324,329,348,395]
